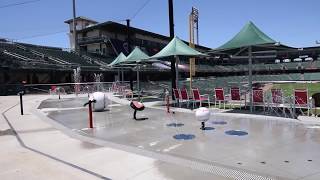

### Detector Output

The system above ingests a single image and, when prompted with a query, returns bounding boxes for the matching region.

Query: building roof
[64,16,98,24]
[216,21,277,51]
[77,21,211,51]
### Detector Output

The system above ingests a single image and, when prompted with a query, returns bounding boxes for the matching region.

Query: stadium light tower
[72,0,77,51]
[189,7,199,93]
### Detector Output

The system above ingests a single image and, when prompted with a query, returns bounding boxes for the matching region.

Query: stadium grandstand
[1,17,320,96]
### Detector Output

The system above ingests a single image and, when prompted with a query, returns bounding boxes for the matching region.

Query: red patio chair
[180,88,191,108]
[50,85,57,95]
[252,88,265,111]
[214,88,227,109]
[294,89,308,106]
[192,88,210,108]
[270,89,285,115]
[271,89,283,104]
[294,89,310,116]
[230,87,242,109]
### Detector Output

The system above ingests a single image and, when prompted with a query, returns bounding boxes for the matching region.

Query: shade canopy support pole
[248,46,253,112]
[121,68,124,83]
[137,65,140,101]
[168,0,176,99]
[175,56,179,89]
[117,69,120,81]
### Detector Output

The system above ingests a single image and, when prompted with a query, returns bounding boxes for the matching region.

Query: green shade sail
[122,46,150,64]
[108,52,126,66]
[216,21,276,50]
[150,36,205,59]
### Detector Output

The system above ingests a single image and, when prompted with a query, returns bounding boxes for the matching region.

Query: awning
[150,36,205,59]
[215,21,276,51]
[108,52,126,66]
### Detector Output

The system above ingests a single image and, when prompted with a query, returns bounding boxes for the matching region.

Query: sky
[0,0,319,49]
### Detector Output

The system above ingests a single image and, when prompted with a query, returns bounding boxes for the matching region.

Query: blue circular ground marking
[166,123,184,127]
[211,121,227,125]
[173,134,196,140]
[225,130,248,136]
[202,127,215,130]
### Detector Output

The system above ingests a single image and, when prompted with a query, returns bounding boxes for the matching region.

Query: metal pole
[126,19,131,52]
[126,19,134,91]
[121,68,124,83]
[72,0,77,51]
[248,46,253,112]
[88,101,93,128]
[175,56,179,89]
[129,69,133,91]
[168,0,176,99]
[137,65,140,101]
[168,0,174,38]
[189,12,194,93]
[117,68,120,81]
[165,89,170,113]
[19,92,23,115]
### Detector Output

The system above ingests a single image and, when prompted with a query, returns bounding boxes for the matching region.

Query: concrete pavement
[0,95,230,180]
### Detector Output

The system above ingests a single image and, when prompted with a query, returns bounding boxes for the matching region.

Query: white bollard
[195,107,210,130]
[91,92,107,112]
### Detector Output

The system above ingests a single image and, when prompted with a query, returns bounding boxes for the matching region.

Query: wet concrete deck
[39,96,320,180]
[2,95,235,180]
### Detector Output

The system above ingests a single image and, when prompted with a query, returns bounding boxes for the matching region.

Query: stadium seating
[0,42,45,62]
[34,48,95,66]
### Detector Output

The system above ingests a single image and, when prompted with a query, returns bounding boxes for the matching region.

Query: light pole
[72,0,77,51]
[168,0,176,99]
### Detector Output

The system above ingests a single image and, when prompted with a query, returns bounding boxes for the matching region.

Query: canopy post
[137,65,140,101]
[248,46,253,112]
[175,56,179,89]
[130,69,133,91]
[117,68,120,82]
[171,58,176,100]
[121,68,124,83]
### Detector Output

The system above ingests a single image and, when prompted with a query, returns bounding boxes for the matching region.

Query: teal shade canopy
[150,36,205,59]
[108,52,126,66]
[122,47,150,64]
[216,21,276,50]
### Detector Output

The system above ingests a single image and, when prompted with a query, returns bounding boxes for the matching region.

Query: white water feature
[73,67,81,95]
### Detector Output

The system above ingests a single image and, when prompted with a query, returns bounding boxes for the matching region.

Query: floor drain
[211,121,227,125]
[260,161,266,164]
[308,159,313,162]
[237,162,242,165]
[173,134,196,140]
[166,123,184,127]
[225,130,248,136]
[284,160,290,163]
